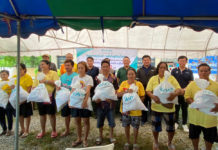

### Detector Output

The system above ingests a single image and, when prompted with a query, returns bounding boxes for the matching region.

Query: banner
[76,48,138,70]
[188,56,218,74]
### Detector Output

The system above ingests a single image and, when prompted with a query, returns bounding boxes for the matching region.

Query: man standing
[117,56,134,85]
[86,57,99,97]
[136,55,156,125]
[60,53,77,75]
[38,54,57,72]
[95,60,118,145]
[58,59,78,136]
[86,57,99,118]
[171,56,193,132]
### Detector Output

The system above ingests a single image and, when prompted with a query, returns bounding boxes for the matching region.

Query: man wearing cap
[60,53,77,75]
[38,54,57,72]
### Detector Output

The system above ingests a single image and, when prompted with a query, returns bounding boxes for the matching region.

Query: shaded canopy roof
[0,26,217,58]
[1,0,218,38]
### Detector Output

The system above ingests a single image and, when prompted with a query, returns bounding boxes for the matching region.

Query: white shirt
[71,75,93,91]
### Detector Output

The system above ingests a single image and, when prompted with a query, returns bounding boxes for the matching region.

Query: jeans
[97,107,115,128]
[175,95,188,125]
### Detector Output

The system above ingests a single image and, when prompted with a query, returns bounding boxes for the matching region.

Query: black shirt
[171,67,194,88]
[87,66,99,96]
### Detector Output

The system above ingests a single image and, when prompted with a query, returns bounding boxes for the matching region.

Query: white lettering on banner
[76,48,138,70]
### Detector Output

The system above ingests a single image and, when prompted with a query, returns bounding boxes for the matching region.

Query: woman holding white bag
[11,63,33,138]
[185,63,218,150]
[69,61,93,147]
[117,68,145,150]
[33,60,59,139]
[146,62,181,150]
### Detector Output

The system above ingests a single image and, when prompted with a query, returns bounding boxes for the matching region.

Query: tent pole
[14,20,21,150]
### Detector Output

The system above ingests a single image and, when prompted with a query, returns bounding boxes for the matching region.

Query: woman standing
[0,70,15,136]
[146,62,181,150]
[69,61,93,147]
[12,64,33,138]
[117,68,145,150]
[33,60,59,139]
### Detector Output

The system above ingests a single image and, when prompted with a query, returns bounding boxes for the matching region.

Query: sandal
[167,143,175,150]
[21,132,29,138]
[124,143,130,150]
[83,140,88,147]
[19,131,24,136]
[61,131,69,137]
[110,138,116,143]
[72,140,82,147]
[36,132,45,139]
[153,143,160,150]
[96,137,102,145]
[133,144,139,150]
[51,131,58,138]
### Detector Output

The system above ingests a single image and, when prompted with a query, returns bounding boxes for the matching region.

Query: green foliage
[0,56,42,67]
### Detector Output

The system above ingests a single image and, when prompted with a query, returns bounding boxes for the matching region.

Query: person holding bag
[117,68,145,150]
[33,60,59,139]
[0,70,15,136]
[11,64,33,138]
[146,62,181,150]
[69,61,93,147]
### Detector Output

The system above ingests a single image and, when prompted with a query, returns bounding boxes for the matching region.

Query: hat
[42,54,49,57]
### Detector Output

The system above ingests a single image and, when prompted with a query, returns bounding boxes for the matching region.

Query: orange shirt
[60,63,77,75]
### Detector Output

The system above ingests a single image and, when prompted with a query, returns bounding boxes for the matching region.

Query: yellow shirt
[33,70,59,95]
[146,75,181,113]
[184,79,218,128]
[60,63,77,75]
[13,74,33,93]
[1,80,11,95]
[118,80,145,116]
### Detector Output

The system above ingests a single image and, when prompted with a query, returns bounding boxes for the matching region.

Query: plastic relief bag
[8,78,16,86]
[9,86,29,109]
[0,90,9,108]
[190,79,218,116]
[37,73,45,81]
[55,87,70,112]
[27,83,50,103]
[55,80,61,88]
[69,88,86,109]
[0,81,8,89]
[122,84,148,113]
[153,71,178,104]
[92,80,117,101]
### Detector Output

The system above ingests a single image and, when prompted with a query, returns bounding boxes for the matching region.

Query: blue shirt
[60,72,78,90]
[171,67,193,88]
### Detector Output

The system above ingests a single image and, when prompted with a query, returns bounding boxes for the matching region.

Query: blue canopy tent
[1,0,218,149]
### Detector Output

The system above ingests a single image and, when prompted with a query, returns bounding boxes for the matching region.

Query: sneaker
[182,124,189,132]
[175,123,179,130]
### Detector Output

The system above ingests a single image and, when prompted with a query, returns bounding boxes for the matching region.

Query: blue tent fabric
[133,0,218,32]
[0,0,59,38]
[1,0,218,38]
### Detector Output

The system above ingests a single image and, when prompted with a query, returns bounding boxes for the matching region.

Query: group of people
[0,53,217,150]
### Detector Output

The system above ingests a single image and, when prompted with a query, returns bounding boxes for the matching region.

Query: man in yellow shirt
[185,63,218,150]
[60,53,77,75]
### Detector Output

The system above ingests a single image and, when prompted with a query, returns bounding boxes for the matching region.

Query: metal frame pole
[14,20,21,150]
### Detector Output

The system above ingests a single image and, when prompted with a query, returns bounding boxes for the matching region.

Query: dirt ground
[0,111,217,150]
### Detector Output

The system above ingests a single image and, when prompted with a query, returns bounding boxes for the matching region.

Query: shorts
[151,111,175,132]
[61,104,71,117]
[97,108,115,128]
[20,102,33,118]
[122,115,141,129]
[71,108,91,118]
[189,124,217,143]
[37,101,56,116]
